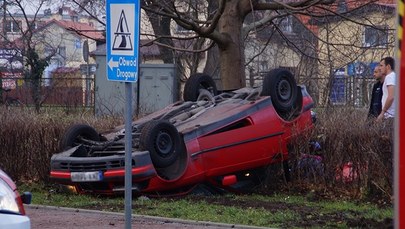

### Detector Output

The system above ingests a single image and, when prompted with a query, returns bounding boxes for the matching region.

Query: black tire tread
[184,73,217,101]
[60,124,100,151]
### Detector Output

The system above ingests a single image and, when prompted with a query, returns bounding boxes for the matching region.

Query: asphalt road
[25,205,268,229]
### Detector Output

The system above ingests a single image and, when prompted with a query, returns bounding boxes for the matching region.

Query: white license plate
[71,171,103,182]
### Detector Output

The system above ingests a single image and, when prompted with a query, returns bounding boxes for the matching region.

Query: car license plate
[71,171,103,182]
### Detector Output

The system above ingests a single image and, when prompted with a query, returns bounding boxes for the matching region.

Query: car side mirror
[21,192,32,205]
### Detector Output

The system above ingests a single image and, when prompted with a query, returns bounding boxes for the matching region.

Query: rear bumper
[50,150,156,192]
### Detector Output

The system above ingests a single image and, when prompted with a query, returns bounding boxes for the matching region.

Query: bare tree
[0,0,53,111]
[65,0,395,107]
[140,0,340,91]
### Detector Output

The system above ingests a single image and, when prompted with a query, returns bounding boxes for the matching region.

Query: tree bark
[217,0,246,90]
[145,11,175,64]
[203,44,220,84]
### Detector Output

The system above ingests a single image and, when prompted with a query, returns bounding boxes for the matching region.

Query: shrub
[0,106,394,201]
[0,108,121,183]
[288,107,393,200]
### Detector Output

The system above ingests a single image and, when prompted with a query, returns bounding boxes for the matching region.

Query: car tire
[184,73,217,101]
[261,68,298,120]
[140,120,182,168]
[60,124,100,150]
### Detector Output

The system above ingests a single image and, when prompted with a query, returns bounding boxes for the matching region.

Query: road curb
[26,204,272,229]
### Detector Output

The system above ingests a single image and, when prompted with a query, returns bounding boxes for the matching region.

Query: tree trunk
[31,78,42,112]
[144,11,174,64]
[203,44,220,86]
[217,0,246,90]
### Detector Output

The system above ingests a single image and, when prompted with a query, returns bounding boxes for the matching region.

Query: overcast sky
[5,0,66,15]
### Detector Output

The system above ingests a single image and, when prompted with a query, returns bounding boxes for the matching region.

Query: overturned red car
[50,68,315,195]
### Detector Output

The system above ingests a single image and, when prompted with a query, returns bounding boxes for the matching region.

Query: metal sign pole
[124,82,132,229]
[106,1,140,227]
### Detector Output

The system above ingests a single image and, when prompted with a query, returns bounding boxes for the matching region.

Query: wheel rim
[199,83,215,94]
[156,131,173,156]
[197,88,214,101]
[278,79,292,101]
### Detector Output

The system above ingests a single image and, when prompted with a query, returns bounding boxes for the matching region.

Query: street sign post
[106,1,140,229]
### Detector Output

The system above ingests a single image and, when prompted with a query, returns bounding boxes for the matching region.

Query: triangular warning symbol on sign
[112,10,133,51]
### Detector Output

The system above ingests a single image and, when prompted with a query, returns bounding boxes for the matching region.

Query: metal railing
[1,77,95,110]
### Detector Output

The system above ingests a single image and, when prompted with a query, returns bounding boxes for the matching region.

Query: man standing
[368,66,383,119]
[377,57,396,122]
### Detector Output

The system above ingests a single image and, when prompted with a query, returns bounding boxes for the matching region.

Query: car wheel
[140,120,183,168]
[60,124,100,151]
[261,68,298,120]
[184,73,217,101]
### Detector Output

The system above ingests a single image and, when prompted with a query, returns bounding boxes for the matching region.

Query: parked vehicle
[50,69,315,195]
[0,169,32,229]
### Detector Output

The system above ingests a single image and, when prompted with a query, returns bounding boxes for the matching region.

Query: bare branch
[153,40,215,53]
[69,0,106,26]
[253,0,335,12]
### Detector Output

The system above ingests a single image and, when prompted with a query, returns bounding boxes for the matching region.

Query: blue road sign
[106,0,140,82]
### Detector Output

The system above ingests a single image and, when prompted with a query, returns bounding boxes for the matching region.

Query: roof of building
[306,0,395,26]
[43,19,105,41]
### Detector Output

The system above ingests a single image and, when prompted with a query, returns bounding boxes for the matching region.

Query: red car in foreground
[50,69,315,195]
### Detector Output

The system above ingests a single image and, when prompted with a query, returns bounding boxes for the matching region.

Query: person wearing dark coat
[368,67,383,118]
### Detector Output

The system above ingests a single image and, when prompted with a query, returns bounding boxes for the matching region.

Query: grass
[21,183,393,228]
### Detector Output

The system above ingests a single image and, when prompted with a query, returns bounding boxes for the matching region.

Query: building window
[274,15,293,33]
[75,38,82,49]
[176,24,191,33]
[58,46,66,59]
[259,61,268,72]
[28,21,44,30]
[337,0,348,13]
[330,68,346,105]
[5,20,22,33]
[279,15,293,33]
[364,26,388,48]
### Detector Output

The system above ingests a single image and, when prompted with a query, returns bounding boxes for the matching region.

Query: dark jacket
[368,81,383,118]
